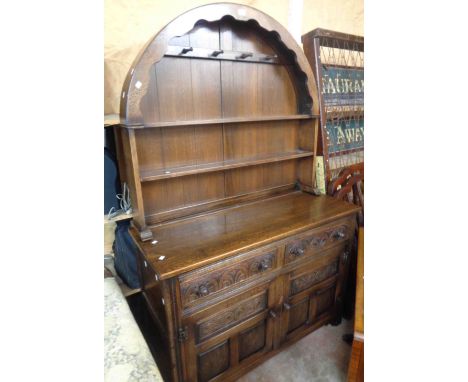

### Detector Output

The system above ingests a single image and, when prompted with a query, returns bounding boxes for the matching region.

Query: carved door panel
[279,247,347,344]
[179,280,278,382]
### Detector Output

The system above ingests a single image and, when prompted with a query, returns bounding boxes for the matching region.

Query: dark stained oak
[140,150,313,182]
[116,4,360,381]
[116,3,322,238]
[130,192,360,280]
[137,114,317,129]
[120,4,319,126]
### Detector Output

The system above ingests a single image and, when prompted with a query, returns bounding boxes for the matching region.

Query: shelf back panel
[135,124,224,171]
[118,3,320,238]
[142,161,299,215]
[139,19,302,126]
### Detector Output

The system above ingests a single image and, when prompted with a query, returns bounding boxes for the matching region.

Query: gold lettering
[322,75,329,94]
[344,128,355,143]
[326,76,336,94]
[354,79,361,92]
[336,126,345,144]
[335,74,341,93]
[355,127,361,142]
[341,78,347,93]
[341,79,346,93]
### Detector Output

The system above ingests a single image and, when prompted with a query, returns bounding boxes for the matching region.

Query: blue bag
[113,219,141,289]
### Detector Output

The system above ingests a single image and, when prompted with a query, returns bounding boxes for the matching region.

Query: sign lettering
[327,119,364,154]
[321,66,364,107]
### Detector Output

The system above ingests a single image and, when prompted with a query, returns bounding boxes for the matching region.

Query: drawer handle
[283,302,291,311]
[268,310,277,319]
[290,247,305,257]
[332,230,346,240]
[258,259,271,272]
[197,285,210,297]
[312,237,327,247]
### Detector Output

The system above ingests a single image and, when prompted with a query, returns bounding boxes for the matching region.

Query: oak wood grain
[131,192,360,280]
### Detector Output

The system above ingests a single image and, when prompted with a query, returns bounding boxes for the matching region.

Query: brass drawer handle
[258,259,271,272]
[332,230,346,240]
[197,284,210,297]
[290,247,305,257]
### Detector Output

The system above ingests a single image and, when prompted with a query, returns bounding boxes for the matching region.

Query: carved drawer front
[179,249,277,309]
[289,258,339,297]
[196,293,268,344]
[284,220,351,265]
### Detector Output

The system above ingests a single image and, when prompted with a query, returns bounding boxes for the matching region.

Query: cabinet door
[179,280,278,382]
[280,246,348,344]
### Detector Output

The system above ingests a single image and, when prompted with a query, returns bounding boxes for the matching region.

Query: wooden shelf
[141,114,318,128]
[140,150,313,182]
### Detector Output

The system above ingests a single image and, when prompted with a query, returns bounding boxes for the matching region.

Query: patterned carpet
[238,320,353,382]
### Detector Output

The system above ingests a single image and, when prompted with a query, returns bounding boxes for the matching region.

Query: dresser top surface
[131,191,360,279]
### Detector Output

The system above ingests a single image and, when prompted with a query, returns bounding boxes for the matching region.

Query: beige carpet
[238,320,353,382]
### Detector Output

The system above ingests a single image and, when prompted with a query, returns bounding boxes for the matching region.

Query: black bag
[113,219,141,289]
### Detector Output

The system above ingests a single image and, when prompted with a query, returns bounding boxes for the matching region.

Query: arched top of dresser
[120,2,319,127]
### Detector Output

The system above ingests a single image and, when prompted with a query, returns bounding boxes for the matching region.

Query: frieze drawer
[179,249,278,309]
[284,221,351,265]
[289,258,340,296]
[196,292,268,344]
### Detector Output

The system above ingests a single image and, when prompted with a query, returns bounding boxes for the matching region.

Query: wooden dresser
[115,3,360,381]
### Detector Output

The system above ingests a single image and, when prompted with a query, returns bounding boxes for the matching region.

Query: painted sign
[326,118,364,154]
[321,66,364,107]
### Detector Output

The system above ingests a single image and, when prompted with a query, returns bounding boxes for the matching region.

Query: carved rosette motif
[197,294,267,343]
[180,252,275,306]
[290,260,339,296]
[285,225,348,263]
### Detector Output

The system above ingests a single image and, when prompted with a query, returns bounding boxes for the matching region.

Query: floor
[238,319,353,382]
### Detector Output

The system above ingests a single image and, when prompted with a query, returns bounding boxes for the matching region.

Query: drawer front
[197,293,268,344]
[179,249,277,309]
[289,258,339,296]
[284,220,351,265]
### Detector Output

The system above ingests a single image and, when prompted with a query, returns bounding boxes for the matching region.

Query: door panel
[197,341,230,382]
[287,298,309,333]
[315,284,336,318]
[238,320,267,361]
[280,247,346,343]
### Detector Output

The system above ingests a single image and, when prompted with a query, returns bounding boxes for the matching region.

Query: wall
[104,0,363,120]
